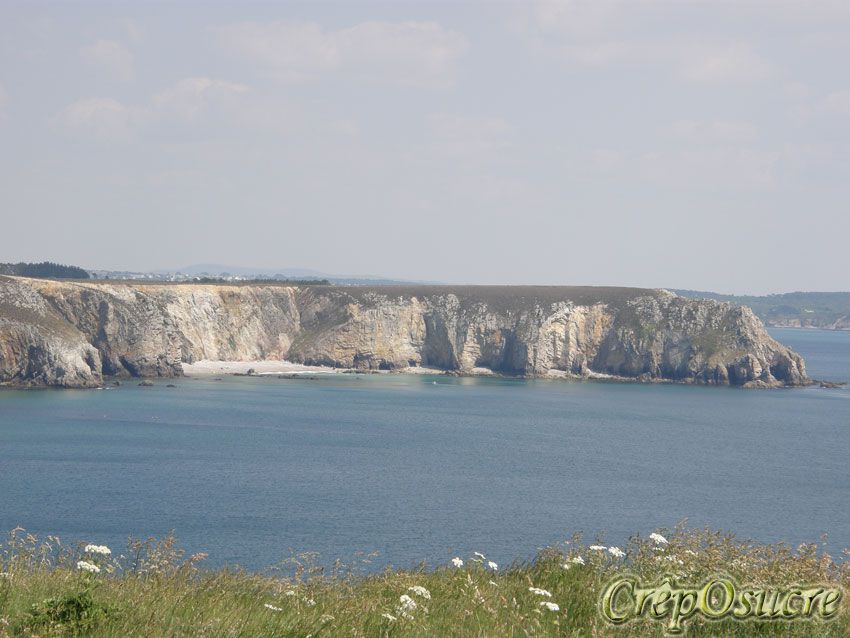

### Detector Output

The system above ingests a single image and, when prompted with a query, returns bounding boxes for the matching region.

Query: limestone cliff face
[0,278,101,387]
[0,277,809,388]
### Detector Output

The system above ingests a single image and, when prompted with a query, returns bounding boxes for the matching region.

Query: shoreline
[3,361,830,390]
[767,324,850,332]
[178,359,826,389]
[181,360,345,376]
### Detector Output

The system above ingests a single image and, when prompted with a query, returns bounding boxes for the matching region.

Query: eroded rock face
[0,278,102,387]
[0,277,809,388]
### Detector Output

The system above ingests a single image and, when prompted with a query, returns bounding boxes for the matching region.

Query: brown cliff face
[0,277,809,388]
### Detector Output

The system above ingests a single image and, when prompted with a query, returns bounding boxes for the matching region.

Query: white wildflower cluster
[408,585,431,600]
[264,603,283,612]
[76,560,100,574]
[381,613,397,622]
[588,545,606,551]
[451,557,464,568]
[284,590,297,596]
[84,544,111,556]
[608,547,625,558]
[398,595,417,611]
[563,555,585,569]
[649,533,669,546]
[473,552,486,561]
[396,594,417,619]
[487,560,498,571]
[529,587,560,612]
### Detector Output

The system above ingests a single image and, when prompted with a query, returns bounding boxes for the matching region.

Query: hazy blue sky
[1,1,849,293]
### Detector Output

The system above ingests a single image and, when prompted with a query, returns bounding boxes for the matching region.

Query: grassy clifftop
[0,527,846,636]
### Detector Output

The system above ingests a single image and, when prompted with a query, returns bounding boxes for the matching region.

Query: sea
[1,327,848,571]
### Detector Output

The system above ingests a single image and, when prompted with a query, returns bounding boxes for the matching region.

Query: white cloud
[58,97,138,139]
[529,2,772,84]
[641,147,779,187]
[824,89,850,114]
[678,43,772,84]
[80,39,134,81]
[429,113,512,155]
[532,1,619,37]
[152,77,248,120]
[590,148,626,172]
[542,36,772,84]
[217,20,468,86]
[57,77,249,139]
[783,82,810,100]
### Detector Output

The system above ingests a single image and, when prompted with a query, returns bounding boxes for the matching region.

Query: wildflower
[570,556,585,565]
[451,557,464,568]
[396,594,417,619]
[528,587,552,597]
[84,544,111,556]
[76,560,100,574]
[608,547,625,558]
[539,601,560,612]
[284,590,296,596]
[588,545,607,551]
[685,549,698,556]
[398,595,417,611]
[561,563,571,570]
[473,551,486,560]
[408,585,431,600]
[382,613,397,621]
[305,599,316,606]
[649,533,669,546]
[264,603,283,612]
[487,560,498,571]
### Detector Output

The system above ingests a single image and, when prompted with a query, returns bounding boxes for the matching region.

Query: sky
[0,1,849,294]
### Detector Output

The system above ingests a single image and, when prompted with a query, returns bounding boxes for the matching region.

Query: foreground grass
[0,526,846,637]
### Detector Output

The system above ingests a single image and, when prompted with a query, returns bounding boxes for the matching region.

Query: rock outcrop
[0,277,809,388]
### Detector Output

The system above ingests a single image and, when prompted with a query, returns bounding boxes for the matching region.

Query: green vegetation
[0,262,90,280]
[675,290,850,329]
[1,526,846,636]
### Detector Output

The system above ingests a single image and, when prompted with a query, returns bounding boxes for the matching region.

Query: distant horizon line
[4,260,848,296]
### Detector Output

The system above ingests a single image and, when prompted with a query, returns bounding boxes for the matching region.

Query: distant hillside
[0,261,89,279]
[674,290,850,330]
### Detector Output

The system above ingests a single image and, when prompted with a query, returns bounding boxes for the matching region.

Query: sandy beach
[182,360,345,376]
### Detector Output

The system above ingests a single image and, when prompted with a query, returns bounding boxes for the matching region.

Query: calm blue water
[1,328,848,571]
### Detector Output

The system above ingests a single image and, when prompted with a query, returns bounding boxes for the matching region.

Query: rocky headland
[0,276,809,388]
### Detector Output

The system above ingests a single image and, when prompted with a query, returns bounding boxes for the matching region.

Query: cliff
[0,277,809,388]
[674,290,850,331]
